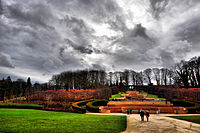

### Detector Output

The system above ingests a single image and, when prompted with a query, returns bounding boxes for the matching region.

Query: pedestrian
[156,110,159,114]
[127,109,129,115]
[140,110,144,121]
[138,109,141,114]
[130,109,132,114]
[146,111,150,122]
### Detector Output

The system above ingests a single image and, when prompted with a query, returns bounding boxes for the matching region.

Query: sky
[0,0,200,83]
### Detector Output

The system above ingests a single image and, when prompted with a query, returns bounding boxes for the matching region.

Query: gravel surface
[122,114,200,133]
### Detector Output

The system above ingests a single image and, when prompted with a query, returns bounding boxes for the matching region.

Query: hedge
[72,99,94,113]
[0,103,43,110]
[86,99,108,113]
[170,99,200,113]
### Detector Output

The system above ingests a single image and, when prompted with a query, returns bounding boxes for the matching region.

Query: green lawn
[0,103,43,110]
[0,108,126,133]
[169,115,200,124]
[0,102,43,107]
[141,91,166,100]
[109,92,124,100]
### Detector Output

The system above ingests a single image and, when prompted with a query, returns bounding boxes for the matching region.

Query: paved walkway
[122,114,200,133]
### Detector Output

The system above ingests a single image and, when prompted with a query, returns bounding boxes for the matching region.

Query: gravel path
[122,114,200,133]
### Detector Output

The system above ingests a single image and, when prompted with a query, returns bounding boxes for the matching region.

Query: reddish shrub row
[28,88,111,102]
[135,86,200,101]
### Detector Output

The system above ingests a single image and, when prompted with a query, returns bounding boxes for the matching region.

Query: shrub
[170,99,195,107]
[187,103,200,114]
[72,99,94,113]
[86,99,108,113]
[170,99,200,113]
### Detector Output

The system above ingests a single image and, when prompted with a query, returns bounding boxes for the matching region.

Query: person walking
[140,110,144,121]
[127,109,129,115]
[146,111,150,122]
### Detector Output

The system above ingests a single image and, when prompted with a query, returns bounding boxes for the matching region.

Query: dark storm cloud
[7,2,54,28]
[108,23,157,70]
[1,0,200,82]
[176,17,200,50]
[0,0,89,82]
[113,23,156,52]
[131,24,150,39]
[61,0,127,32]
[0,0,2,15]
[74,46,93,54]
[64,38,100,55]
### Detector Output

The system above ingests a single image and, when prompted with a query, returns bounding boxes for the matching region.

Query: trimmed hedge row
[72,99,94,113]
[170,99,195,107]
[86,99,108,113]
[170,99,200,113]
[0,103,43,110]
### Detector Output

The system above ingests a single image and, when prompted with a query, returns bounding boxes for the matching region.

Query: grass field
[141,91,166,100]
[0,108,126,133]
[0,103,43,110]
[169,115,200,124]
[0,102,43,107]
[109,92,125,100]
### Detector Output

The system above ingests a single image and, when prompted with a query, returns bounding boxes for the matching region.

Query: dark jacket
[140,111,144,117]
[146,112,150,117]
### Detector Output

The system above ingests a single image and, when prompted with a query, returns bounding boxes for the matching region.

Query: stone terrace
[100,91,187,114]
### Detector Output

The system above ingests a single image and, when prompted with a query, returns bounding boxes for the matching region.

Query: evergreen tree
[26,77,32,88]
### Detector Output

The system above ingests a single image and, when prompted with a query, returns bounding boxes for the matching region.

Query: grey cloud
[131,24,150,39]
[62,15,94,35]
[78,0,120,21]
[0,0,2,15]
[1,0,200,82]
[64,39,94,54]
[159,50,175,67]
[75,46,93,54]
[7,2,54,28]
[176,17,200,50]
[0,53,14,68]
[149,0,169,19]
[59,47,65,57]
[68,0,127,32]
[113,24,156,53]
[108,15,127,32]
[0,1,86,76]
[91,64,105,70]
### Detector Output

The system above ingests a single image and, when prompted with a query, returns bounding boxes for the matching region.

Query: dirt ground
[122,114,200,133]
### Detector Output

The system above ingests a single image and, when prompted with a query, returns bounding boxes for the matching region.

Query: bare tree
[135,72,143,85]
[152,68,160,85]
[144,68,152,85]
[167,69,175,85]
[114,72,119,86]
[108,72,113,86]
[160,68,169,85]
[124,69,129,85]
[175,61,189,87]
[131,70,137,86]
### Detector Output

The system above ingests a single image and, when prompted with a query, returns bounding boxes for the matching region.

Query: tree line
[0,77,48,101]
[0,56,200,101]
[49,56,200,88]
